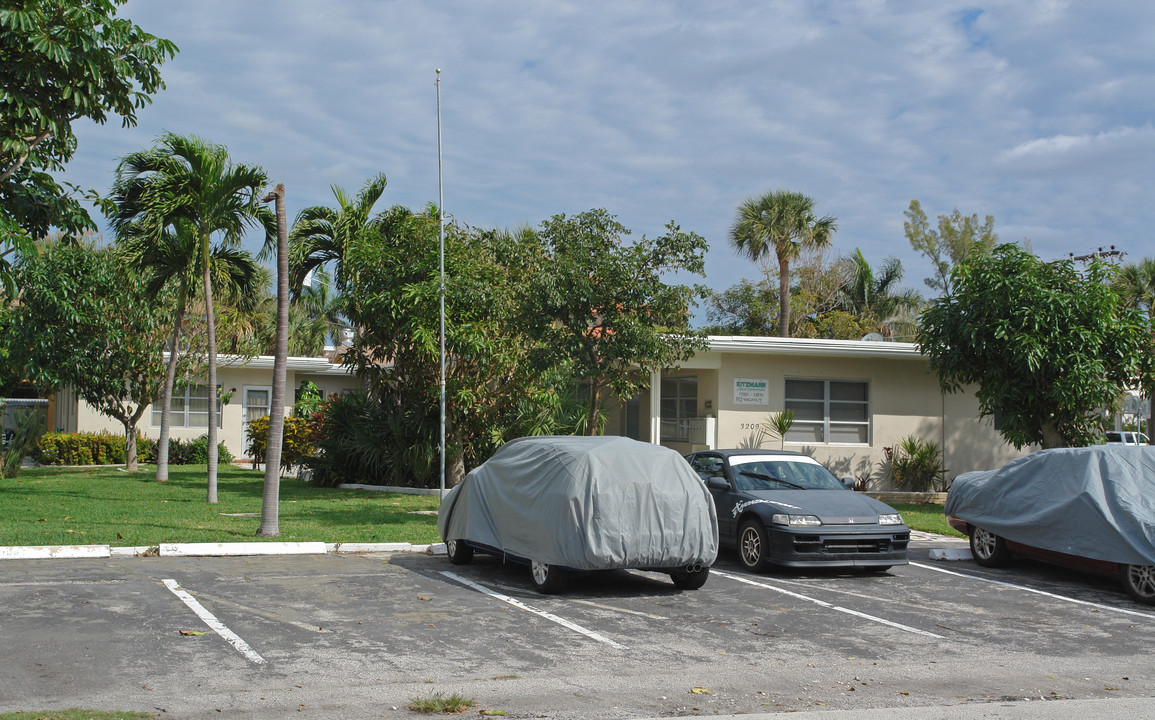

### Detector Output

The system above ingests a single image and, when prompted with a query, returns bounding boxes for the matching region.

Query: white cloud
[49,0,1155,303]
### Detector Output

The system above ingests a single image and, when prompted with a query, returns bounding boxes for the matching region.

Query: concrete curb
[0,541,443,559]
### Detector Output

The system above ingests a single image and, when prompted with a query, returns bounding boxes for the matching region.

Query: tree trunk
[123,419,138,472]
[258,184,288,538]
[777,256,791,338]
[155,299,185,482]
[586,381,602,436]
[1040,421,1065,449]
[203,233,219,504]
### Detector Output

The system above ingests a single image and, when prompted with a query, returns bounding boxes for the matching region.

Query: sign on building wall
[733,378,769,405]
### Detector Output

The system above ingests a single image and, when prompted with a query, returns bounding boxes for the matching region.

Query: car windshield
[732,460,845,491]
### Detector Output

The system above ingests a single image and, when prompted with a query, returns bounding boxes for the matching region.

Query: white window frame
[784,378,870,445]
[152,383,222,429]
[243,385,273,432]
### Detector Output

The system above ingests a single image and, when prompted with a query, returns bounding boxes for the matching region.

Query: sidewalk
[0,532,969,561]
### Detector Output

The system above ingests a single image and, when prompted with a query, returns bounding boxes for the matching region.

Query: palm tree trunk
[778,256,791,337]
[203,234,219,504]
[258,184,288,537]
[156,297,186,482]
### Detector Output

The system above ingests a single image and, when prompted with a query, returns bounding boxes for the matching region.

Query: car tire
[969,526,1012,568]
[1119,564,1155,605]
[446,539,473,565]
[739,518,771,572]
[530,560,568,594]
[670,565,710,590]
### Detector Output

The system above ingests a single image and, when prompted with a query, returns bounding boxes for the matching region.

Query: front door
[242,386,272,442]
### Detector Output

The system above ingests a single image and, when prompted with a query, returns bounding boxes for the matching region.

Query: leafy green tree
[110,133,271,502]
[520,209,708,434]
[8,239,185,470]
[0,0,176,296]
[343,206,550,483]
[918,244,1154,449]
[833,249,922,339]
[729,190,837,337]
[703,279,778,335]
[904,200,998,295]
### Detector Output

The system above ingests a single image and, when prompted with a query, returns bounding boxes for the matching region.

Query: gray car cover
[437,435,719,571]
[945,446,1155,565]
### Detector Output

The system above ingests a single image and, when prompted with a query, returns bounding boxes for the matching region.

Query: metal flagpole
[437,68,446,502]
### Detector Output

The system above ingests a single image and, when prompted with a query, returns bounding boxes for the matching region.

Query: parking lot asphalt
[2,532,1153,719]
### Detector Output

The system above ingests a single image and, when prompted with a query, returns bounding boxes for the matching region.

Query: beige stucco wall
[656,345,1027,489]
[73,363,360,460]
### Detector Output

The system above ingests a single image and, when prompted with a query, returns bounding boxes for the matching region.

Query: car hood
[734,489,901,525]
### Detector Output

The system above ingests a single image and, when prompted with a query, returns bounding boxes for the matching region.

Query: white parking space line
[910,562,1155,620]
[712,569,945,639]
[440,571,627,649]
[162,579,267,664]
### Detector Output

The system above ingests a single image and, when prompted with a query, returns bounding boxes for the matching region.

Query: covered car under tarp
[437,435,719,572]
[945,446,1155,565]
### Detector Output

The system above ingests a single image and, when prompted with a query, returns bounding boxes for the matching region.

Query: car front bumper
[765,525,910,567]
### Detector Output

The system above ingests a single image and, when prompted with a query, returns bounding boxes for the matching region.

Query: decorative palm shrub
[886,435,947,492]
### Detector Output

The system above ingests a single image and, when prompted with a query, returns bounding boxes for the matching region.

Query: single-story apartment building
[58,336,1031,483]
[602,336,1031,488]
[55,352,363,462]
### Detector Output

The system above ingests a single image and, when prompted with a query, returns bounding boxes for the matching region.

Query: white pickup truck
[1104,431,1150,445]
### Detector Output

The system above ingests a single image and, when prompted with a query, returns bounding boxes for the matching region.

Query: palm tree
[289,172,388,295]
[1114,258,1155,433]
[834,249,923,338]
[115,220,263,482]
[111,133,271,503]
[729,190,837,337]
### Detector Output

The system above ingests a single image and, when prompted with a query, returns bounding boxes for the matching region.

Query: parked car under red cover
[945,446,1155,605]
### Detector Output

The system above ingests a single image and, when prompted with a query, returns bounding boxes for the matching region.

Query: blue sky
[62,1,1155,312]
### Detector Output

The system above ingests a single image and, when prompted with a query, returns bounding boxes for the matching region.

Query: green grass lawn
[890,502,964,537]
[0,465,961,547]
[0,464,441,547]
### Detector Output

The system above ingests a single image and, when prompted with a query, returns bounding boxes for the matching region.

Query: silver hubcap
[740,527,761,567]
[1126,565,1155,598]
[972,528,997,559]
[531,561,550,585]
[447,540,458,556]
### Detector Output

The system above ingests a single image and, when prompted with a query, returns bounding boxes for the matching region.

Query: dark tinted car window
[731,460,844,491]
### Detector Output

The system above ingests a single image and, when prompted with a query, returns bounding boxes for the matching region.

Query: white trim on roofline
[706,335,923,359]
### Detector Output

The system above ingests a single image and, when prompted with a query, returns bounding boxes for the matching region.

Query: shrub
[33,431,126,466]
[141,436,234,466]
[307,393,436,488]
[3,408,47,477]
[886,436,947,492]
[245,414,314,472]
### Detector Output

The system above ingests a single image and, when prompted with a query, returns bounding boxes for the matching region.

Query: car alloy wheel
[969,526,1011,567]
[1120,564,1155,605]
[739,519,770,572]
[530,560,568,594]
[446,539,473,565]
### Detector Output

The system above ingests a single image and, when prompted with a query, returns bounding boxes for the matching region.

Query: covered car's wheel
[739,518,771,572]
[446,539,473,565]
[1120,564,1155,605]
[969,526,1011,567]
[670,565,710,590]
[530,560,569,594]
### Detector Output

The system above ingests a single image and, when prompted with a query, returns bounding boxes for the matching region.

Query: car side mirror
[840,476,856,490]
[706,476,730,491]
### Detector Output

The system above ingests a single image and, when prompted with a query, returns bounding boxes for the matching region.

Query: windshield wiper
[739,470,804,490]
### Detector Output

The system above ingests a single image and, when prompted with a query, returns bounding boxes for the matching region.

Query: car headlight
[878,514,903,525]
[771,513,822,527]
